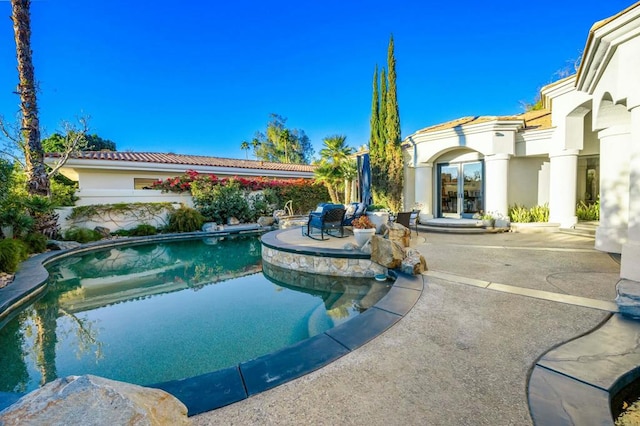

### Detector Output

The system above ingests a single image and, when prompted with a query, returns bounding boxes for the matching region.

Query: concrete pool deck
[1,228,639,424]
[192,229,638,425]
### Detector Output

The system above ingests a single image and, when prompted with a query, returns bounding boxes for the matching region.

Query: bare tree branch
[47,116,90,177]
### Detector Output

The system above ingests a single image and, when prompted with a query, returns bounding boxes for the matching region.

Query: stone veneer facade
[261,246,386,277]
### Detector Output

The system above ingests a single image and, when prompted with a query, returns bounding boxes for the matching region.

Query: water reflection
[262,262,391,320]
[0,235,263,393]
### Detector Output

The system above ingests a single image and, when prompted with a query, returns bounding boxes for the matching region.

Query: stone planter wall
[262,246,386,278]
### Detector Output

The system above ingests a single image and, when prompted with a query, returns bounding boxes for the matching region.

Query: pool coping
[527,313,640,424]
[0,229,424,416]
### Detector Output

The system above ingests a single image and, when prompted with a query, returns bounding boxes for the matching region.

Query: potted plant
[351,215,376,247]
[365,204,390,233]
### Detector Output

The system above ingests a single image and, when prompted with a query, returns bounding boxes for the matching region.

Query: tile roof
[45,151,316,173]
[412,108,552,136]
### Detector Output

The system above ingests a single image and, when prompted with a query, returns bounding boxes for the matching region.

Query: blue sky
[0,0,634,161]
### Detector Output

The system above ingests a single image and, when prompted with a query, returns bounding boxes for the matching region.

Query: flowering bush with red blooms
[153,170,330,216]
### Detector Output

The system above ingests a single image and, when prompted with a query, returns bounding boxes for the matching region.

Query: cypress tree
[378,68,388,154]
[386,35,400,147]
[369,65,380,158]
[385,34,403,212]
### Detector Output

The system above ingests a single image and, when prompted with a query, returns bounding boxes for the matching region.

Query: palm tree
[11,0,49,196]
[250,138,260,160]
[341,158,358,204]
[240,140,250,159]
[320,135,353,166]
[314,135,354,204]
[314,161,341,204]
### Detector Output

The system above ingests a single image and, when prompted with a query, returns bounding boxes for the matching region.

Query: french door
[438,161,484,218]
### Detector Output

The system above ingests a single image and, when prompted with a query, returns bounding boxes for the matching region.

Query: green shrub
[167,206,204,233]
[22,232,48,254]
[127,224,158,236]
[50,174,79,207]
[577,198,600,221]
[192,179,250,223]
[529,203,549,222]
[0,239,29,273]
[64,227,103,243]
[509,204,531,223]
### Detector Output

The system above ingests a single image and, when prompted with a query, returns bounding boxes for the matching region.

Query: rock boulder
[0,375,189,426]
[384,222,411,247]
[370,235,405,269]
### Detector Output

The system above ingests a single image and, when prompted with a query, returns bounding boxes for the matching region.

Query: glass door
[439,165,459,218]
[462,162,483,218]
[438,161,484,218]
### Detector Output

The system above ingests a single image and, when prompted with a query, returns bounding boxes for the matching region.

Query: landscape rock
[227,217,240,225]
[0,375,189,426]
[342,243,359,251]
[93,226,111,238]
[257,216,275,227]
[47,240,82,251]
[385,222,410,247]
[202,222,218,232]
[370,235,404,269]
[401,249,428,275]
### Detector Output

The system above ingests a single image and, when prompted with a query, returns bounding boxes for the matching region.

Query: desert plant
[167,206,204,233]
[509,204,531,223]
[127,223,158,236]
[0,239,29,273]
[529,203,550,222]
[63,227,103,243]
[22,232,48,253]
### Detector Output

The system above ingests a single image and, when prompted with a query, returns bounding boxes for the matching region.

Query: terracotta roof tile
[45,151,316,173]
[413,108,552,136]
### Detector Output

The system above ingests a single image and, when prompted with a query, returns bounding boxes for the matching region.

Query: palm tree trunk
[11,0,49,196]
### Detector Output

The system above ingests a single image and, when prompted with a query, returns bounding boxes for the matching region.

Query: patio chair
[304,204,347,240]
[396,211,419,236]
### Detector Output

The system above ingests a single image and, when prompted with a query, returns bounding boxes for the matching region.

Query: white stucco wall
[507,157,548,208]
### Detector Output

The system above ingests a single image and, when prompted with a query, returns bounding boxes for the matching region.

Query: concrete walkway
[192,231,622,425]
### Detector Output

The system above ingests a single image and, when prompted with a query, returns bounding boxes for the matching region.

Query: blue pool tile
[240,333,350,396]
[326,307,401,350]
[150,366,247,416]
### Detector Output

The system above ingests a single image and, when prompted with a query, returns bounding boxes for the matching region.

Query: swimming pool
[0,234,390,394]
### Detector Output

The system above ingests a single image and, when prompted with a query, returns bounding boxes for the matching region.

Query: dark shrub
[167,206,204,233]
[63,227,103,243]
[0,239,28,273]
[128,224,158,236]
[22,233,48,254]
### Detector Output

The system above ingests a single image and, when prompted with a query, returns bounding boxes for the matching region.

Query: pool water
[0,235,389,394]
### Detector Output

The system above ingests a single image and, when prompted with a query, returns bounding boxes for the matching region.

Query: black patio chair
[395,211,419,236]
[304,205,347,240]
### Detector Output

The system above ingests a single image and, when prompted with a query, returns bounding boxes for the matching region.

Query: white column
[596,125,631,254]
[414,163,433,220]
[484,154,509,218]
[548,150,579,228]
[621,106,640,281]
